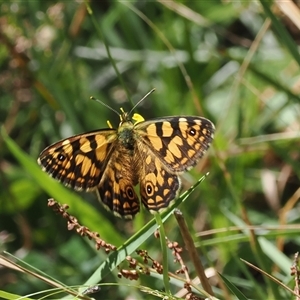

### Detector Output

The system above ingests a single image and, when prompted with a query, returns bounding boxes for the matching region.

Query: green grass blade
[260,0,300,66]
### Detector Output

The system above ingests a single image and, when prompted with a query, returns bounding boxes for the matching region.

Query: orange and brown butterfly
[37,90,215,219]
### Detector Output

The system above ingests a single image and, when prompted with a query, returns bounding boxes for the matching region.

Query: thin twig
[174,209,214,296]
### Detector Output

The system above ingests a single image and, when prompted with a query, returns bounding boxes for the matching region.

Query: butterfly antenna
[129,88,156,115]
[90,96,120,116]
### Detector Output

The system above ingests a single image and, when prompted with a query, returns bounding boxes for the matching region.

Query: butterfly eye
[188,128,196,136]
[126,187,135,200]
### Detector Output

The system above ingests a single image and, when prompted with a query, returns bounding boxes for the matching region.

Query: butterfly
[37,90,215,219]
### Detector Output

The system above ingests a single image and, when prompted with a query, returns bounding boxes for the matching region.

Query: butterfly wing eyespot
[126,186,135,199]
[135,116,215,173]
[145,182,154,197]
[37,129,117,191]
[56,153,65,161]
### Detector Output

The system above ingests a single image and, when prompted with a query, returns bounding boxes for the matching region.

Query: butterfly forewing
[135,116,215,173]
[38,129,117,191]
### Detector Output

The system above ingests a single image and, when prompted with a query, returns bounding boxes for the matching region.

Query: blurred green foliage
[1,1,300,299]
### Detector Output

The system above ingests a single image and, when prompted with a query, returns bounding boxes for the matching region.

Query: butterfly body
[38,110,215,219]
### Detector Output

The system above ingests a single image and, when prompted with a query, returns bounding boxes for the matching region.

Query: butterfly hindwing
[137,150,181,213]
[96,142,140,218]
[38,129,117,191]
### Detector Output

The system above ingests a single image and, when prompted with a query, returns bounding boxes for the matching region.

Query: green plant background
[1,1,300,299]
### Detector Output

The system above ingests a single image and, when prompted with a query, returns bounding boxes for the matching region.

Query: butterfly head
[119,108,130,124]
[93,89,154,129]
[119,108,145,126]
[106,108,145,129]
[118,88,154,126]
